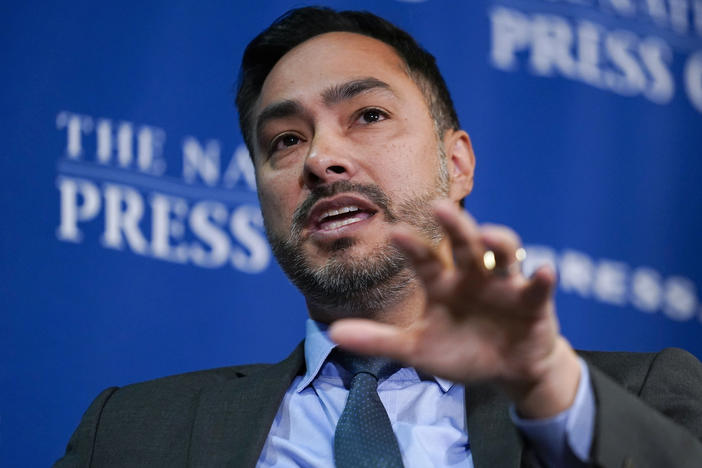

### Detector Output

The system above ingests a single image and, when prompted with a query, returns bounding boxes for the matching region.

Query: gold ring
[483,247,526,276]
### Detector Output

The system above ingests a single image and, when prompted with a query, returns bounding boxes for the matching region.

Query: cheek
[256,175,298,231]
[375,139,440,191]
[379,113,438,179]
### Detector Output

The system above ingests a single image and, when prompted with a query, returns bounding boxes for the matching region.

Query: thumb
[329,319,415,363]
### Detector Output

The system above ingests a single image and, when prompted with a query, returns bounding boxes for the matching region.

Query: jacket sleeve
[589,348,702,468]
[53,387,119,468]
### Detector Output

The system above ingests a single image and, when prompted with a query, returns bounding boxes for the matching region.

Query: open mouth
[309,196,378,233]
[317,205,373,231]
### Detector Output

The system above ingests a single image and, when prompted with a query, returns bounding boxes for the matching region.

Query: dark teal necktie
[333,350,405,468]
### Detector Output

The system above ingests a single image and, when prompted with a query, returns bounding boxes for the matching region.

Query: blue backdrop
[2,1,702,466]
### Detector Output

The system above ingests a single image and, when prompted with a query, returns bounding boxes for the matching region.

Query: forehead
[256,31,415,110]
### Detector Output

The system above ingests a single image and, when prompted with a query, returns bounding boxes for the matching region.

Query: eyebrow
[254,77,395,144]
[255,99,305,145]
[321,77,394,105]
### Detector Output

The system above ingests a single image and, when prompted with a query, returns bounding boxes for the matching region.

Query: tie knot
[332,349,400,381]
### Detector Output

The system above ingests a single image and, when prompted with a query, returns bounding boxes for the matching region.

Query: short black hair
[235,6,460,158]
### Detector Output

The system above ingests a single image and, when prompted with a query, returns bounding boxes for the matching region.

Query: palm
[330,200,560,387]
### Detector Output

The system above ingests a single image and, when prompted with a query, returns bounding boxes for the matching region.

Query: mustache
[290,181,396,235]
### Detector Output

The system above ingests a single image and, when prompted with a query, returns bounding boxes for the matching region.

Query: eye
[356,108,388,125]
[270,133,303,153]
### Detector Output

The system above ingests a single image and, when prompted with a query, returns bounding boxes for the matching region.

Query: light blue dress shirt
[257,320,594,467]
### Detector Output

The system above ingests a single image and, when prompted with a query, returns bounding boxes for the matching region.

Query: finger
[521,264,557,309]
[480,224,522,270]
[432,200,484,273]
[390,225,446,286]
[329,319,415,363]
[477,263,554,313]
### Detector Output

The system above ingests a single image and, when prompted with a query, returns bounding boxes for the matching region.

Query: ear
[442,129,475,202]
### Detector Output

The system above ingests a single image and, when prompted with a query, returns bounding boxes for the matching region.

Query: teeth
[320,205,359,221]
[322,215,364,230]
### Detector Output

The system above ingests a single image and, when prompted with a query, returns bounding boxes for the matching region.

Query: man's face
[251,32,453,316]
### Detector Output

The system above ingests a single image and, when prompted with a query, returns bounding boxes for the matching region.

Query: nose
[302,133,357,189]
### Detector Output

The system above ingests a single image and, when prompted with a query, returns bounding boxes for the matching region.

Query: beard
[265,153,450,319]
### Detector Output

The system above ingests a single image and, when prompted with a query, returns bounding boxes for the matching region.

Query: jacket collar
[466,382,525,468]
[188,342,305,468]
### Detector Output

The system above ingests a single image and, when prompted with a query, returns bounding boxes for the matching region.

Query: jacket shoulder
[579,348,702,467]
[102,362,272,412]
[578,349,657,394]
[579,347,702,396]
[122,362,271,390]
[53,362,272,467]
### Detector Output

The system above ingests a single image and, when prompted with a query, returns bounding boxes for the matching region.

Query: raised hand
[329,199,581,418]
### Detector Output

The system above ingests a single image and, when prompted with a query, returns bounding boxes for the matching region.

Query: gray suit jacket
[54,345,702,467]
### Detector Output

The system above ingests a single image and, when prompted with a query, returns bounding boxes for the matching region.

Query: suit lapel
[466,382,524,468]
[188,342,305,468]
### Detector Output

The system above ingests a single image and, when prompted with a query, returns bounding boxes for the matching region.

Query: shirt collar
[297,319,454,393]
[297,319,337,392]
[433,376,454,393]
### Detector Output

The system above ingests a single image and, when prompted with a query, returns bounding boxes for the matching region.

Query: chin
[310,235,388,263]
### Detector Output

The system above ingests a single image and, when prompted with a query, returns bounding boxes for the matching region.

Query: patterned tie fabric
[333,350,405,468]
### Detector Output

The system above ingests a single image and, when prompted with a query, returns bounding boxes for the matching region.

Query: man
[56,7,702,468]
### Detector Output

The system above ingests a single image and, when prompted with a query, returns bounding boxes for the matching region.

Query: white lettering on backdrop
[489,0,702,111]
[525,245,702,322]
[55,111,270,274]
